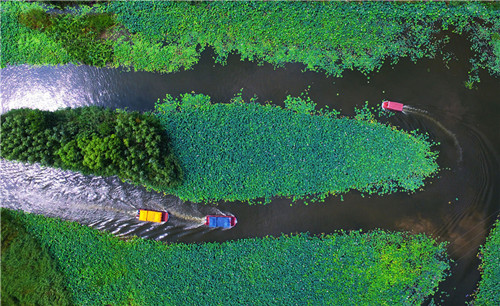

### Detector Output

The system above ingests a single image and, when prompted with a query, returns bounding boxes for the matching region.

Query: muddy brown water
[1,39,499,304]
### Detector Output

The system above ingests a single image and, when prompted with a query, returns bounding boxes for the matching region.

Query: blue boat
[205,215,237,228]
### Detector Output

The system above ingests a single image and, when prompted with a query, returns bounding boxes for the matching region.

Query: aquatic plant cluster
[155,93,438,203]
[474,218,500,304]
[108,1,500,79]
[2,1,499,83]
[0,107,182,190]
[7,209,450,305]
[1,208,72,305]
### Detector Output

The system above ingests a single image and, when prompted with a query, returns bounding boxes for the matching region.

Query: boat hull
[382,101,404,112]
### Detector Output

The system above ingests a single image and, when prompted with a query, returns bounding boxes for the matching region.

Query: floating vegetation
[474,218,500,305]
[10,209,450,305]
[155,93,439,204]
[105,1,500,81]
[1,1,499,84]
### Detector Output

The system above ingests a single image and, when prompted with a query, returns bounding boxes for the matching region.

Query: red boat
[205,215,237,228]
[381,101,404,112]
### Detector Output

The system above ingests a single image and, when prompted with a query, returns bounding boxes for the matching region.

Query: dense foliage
[9,209,450,305]
[106,1,500,82]
[474,218,500,305]
[2,1,498,84]
[0,107,182,190]
[0,208,72,305]
[1,1,114,67]
[155,93,438,203]
[0,1,72,65]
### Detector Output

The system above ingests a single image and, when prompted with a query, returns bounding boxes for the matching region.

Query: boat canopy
[208,216,232,228]
[137,209,168,223]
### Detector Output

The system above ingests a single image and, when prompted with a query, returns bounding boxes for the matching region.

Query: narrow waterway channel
[1,40,499,303]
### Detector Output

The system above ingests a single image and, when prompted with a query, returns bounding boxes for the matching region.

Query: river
[1,38,499,304]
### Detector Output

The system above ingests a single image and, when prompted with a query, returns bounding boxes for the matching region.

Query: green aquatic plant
[474,218,500,305]
[0,208,72,305]
[106,1,500,81]
[2,1,499,83]
[155,93,439,204]
[48,12,115,67]
[24,9,115,67]
[0,107,182,190]
[17,7,52,30]
[10,209,450,305]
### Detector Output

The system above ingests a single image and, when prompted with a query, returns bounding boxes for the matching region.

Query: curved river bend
[1,44,499,304]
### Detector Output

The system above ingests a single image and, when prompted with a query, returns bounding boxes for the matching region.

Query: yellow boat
[136,209,169,223]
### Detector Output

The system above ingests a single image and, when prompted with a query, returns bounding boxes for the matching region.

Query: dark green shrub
[0,107,183,189]
[18,8,52,30]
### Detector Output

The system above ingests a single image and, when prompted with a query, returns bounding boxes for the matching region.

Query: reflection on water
[1,44,499,304]
[0,64,161,113]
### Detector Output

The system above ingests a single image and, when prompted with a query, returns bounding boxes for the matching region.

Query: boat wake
[0,159,233,240]
[169,211,206,224]
[402,105,463,163]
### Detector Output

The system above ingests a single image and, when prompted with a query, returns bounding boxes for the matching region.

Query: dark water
[1,40,499,304]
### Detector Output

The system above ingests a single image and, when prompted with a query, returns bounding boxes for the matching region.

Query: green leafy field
[0,107,182,190]
[155,93,438,203]
[475,218,500,305]
[6,209,450,305]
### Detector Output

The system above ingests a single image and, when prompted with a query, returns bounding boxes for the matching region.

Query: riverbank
[2,208,450,305]
[1,1,499,86]
[155,93,439,203]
